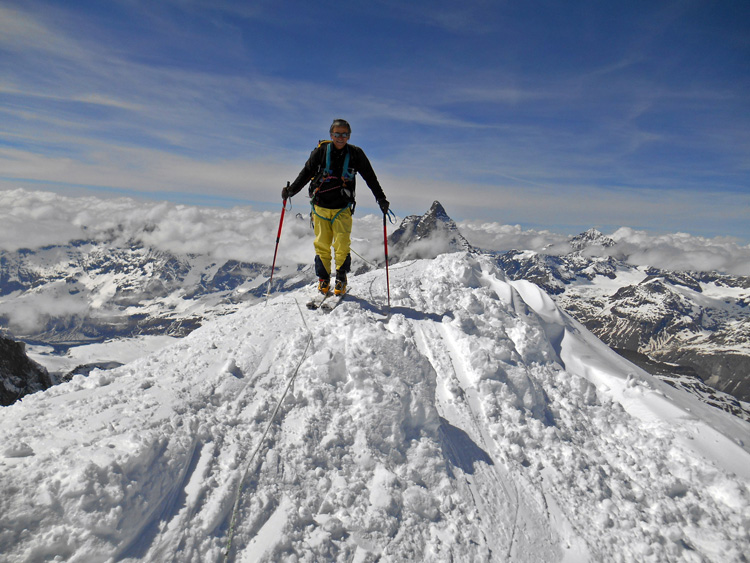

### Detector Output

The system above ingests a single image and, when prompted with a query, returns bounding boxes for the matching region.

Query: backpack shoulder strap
[319,141,352,180]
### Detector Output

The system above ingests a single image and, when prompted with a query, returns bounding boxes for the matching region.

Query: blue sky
[1,0,749,241]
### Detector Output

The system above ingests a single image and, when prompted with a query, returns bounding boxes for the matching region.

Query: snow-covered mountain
[494,228,750,406]
[1,253,748,562]
[0,240,278,346]
[383,211,750,419]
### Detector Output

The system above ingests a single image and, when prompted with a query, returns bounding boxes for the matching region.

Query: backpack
[308,140,357,224]
[308,140,355,203]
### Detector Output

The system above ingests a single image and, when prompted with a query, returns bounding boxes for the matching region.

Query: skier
[282,118,389,296]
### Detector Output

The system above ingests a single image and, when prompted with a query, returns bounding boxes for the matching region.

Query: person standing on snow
[282,118,390,296]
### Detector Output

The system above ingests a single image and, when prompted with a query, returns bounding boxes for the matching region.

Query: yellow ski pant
[313,205,352,278]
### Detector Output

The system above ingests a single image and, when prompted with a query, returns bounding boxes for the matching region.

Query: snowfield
[1,253,748,562]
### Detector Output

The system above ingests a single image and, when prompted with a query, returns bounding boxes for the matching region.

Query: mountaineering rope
[349,247,377,268]
[223,326,313,561]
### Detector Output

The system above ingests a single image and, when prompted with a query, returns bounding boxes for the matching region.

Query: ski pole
[266,186,289,302]
[383,211,391,311]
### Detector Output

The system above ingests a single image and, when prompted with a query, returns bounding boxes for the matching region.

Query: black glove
[378,198,390,214]
[281,185,291,200]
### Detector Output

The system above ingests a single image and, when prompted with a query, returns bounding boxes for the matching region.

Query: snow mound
[1,253,748,562]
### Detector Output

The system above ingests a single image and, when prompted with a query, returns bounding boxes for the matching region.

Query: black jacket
[288,142,386,209]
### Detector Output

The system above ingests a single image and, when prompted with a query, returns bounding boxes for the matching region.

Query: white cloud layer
[0,189,387,268]
[459,221,750,276]
[3,189,749,276]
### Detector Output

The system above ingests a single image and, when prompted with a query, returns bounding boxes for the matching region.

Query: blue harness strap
[324,143,354,180]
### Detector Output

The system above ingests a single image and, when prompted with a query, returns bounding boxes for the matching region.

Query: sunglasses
[332,132,350,139]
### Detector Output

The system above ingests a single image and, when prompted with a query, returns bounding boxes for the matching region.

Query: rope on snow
[223,305,314,561]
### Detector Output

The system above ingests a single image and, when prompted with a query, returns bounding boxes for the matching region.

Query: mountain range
[1,201,748,422]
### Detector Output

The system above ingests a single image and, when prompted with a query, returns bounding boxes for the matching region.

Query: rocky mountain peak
[425,200,450,222]
[388,201,472,261]
[569,228,616,251]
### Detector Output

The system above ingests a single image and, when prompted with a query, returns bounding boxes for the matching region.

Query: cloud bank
[3,189,749,276]
[459,220,750,276]
[0,189,388,268]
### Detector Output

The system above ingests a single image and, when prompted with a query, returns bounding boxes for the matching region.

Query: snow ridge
[1,253,748,562]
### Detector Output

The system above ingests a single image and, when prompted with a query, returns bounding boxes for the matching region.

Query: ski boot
[334,276,347,296]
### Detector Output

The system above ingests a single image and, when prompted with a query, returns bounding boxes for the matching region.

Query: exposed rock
[1,334,54,406]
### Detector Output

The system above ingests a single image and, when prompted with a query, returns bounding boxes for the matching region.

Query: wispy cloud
[0,5,86,58]
[373,0,500,35]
